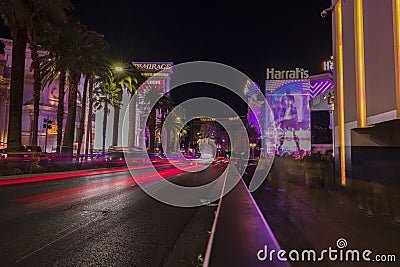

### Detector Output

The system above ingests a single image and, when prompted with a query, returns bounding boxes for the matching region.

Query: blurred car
[213,157,230,164]
[24,146,51,165]
[1,146,51,165]
[98,152,124,163]
[0,148,6,160]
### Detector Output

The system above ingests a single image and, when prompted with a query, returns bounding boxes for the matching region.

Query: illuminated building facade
[94,62,173,150]
[309,73,335,153]
[332,0,400,184]
[0,53,10,149]
[133,62,173,149]
[0,38,88,152]
[264,69,312,157]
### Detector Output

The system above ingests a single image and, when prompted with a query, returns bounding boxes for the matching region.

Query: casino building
[94,62,173,151]
[245,72,335,158]
[0,38,88,152]
[331,0,400,183]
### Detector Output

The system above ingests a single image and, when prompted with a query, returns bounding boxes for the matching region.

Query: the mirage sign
[132,62,173,72]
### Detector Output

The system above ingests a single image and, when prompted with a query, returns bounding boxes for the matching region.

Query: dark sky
[70,0,332,82]
[1,0,333,115]
[71,0,333,115]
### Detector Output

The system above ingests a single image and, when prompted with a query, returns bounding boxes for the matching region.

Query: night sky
[1,0,333,115]
[71,0,332,80]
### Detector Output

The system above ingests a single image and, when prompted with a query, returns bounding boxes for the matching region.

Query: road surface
[0,162,226,266]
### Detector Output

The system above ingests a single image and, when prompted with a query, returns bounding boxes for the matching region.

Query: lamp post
[43,117,53,153]
[321,0,346,186]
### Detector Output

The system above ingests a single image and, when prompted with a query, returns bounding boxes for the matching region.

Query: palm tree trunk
[7,28,27,152]
[76,75,89,160]
[112,90,122,147]
[102,100,108,154]
[30,42,41,151]
[63,71,80,157]
[56,71,66,153]
[159,114,165,153]
[85,75,94,160]
[128,94,137,148]
[149,108,156,152]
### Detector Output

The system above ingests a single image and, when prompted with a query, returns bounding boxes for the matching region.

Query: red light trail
[11,165,201,206]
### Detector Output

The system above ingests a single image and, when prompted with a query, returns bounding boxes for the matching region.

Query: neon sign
[132,62,173,73]
[266,68,309,80]
[323,56,334,71]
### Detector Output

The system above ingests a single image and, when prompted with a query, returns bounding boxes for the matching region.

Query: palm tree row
[0,1,175,158]
[0,0,113,159]
[142,84,175,153]
[0,0,71,152]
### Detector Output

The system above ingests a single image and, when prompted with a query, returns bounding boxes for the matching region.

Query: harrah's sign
[266,68,309,80]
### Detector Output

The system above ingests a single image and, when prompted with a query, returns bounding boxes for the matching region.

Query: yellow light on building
[335,0,347,186]
[354,0,367,128]
[48,125,58,135]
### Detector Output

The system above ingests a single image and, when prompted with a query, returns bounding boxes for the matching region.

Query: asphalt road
[0,162,225,266]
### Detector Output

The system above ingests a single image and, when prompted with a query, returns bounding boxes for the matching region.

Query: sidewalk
[204,168,290,267]
[250,157,400,267]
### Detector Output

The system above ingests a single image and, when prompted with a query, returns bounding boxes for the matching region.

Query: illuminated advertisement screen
[244,80,263,134]
[137,79,166,109]
[265,80,311,156]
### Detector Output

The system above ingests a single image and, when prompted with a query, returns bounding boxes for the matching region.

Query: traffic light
[43,118,53,129]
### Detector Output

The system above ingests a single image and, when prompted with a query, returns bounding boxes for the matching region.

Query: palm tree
[112,74,133,147]
[76,36,110,159]
[84,75,95,158]
[111,66,145,147]
[41,19,109,156]
[127,67,146,149]
[40,21,72,154]
[93,76,121,154]
[155,95,174,152]
[75,75,89,159]
[112,83,123,147]
[0,0,71,152]
[0,1,31,152]
[56,72,67,153]
[28,1,71,151]
[41,60,67,153]
[142,85,174,152]
[0,0,71,151]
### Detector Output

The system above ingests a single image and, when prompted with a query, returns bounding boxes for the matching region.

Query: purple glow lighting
[310,79,334,98]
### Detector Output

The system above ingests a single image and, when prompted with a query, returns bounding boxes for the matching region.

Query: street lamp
[321,0,346,186]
